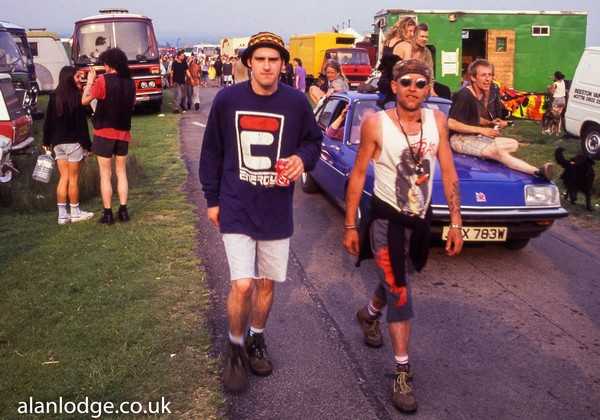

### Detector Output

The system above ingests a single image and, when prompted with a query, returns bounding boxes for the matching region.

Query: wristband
[450,224,462,229]
[344,224,358,230]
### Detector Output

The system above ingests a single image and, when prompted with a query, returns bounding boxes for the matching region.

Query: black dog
[555,147,595,210]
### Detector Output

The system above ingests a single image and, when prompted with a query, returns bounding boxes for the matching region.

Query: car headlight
[23,91,31,107]
[148,80,156,88]
[525,184,560,206]
[140,81,148,89]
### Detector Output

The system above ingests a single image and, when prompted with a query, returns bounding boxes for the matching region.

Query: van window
[30,42,38,57]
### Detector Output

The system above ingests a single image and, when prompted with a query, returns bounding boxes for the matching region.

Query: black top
[214,58,223,75]
[172,60,188,84]
[42,93,91,150]
[448,87,481,134]
[222,63,233,76]
[93,74,136,132]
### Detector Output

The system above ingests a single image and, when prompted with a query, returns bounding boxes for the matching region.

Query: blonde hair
[385,16,416,42]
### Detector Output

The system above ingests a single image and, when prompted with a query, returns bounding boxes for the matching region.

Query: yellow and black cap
[241,31,290,67]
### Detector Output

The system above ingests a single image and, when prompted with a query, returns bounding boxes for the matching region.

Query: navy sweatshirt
[199,81,323,240]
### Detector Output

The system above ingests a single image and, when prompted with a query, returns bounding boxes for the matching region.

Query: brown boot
[245,333,273,376]
[392,364,418,413]
[222,342,249,393]
[356,307,383,348]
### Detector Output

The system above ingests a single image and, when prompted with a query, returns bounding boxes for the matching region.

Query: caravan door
[487,30,515,88]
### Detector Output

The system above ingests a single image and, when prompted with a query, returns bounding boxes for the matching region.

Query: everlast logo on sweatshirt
[235,111,285,187]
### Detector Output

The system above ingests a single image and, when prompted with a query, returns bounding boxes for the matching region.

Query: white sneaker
[58,216,70,225]
[70,210,94,223]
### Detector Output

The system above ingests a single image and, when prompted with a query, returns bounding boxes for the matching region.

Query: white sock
[70,203,81,217]
[228,332,244,346]
[395,354,409,365]
[249,326,265,336]
[57,203,68,218]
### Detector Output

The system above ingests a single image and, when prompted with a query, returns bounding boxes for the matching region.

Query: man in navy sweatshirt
[199,31,322,393]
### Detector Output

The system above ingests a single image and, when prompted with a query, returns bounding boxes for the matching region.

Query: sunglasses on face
[398,77,428,89]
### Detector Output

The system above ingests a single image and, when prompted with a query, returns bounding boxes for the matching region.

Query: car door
[313,96,349,204]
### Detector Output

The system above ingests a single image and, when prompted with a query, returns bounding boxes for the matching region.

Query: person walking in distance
[344,60,463,413]
[170,49,191,112]
[199,31,322,393]
[82,48,136,224]
[43,66,94,224]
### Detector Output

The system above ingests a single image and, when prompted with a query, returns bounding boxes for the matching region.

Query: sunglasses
[398,77,428,89]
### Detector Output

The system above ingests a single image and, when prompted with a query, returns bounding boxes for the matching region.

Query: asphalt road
[180,87,600,420]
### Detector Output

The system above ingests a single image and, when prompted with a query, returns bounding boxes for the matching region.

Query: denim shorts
[54,143,84,162]
[370,219,414,323]
[222,234,290,282]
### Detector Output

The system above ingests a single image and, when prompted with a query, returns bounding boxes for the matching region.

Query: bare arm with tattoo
[434,110,463,256]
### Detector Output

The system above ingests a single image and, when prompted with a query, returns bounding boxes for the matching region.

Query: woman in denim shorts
[43,66,93,225]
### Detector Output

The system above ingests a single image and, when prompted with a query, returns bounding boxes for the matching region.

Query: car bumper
[431,206,569,240]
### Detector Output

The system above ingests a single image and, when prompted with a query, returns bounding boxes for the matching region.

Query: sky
[2,0,599,46]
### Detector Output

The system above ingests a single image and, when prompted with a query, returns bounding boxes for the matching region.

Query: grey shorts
[222,234,290,282]
[54,143,84,162]
[449,134,495,157]
[370,219,414,323]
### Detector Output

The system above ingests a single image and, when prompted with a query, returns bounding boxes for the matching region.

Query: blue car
[301,92,568,250]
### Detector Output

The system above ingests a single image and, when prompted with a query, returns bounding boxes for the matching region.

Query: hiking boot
[99,210,115,225]
[223,342,249,393]
[117,206,130,222]
[356,307,383,348]
[70,210,94,223]
[535,162,555,181]
[245,333,273,376]
[392,364,418,413]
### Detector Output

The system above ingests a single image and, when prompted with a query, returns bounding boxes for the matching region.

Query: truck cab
[0,21,40,115]
[71,9,162,111]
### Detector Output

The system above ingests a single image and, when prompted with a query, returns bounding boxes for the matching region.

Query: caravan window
[531,26,550,37]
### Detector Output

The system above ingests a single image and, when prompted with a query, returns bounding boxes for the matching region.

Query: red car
[0,73,33,183]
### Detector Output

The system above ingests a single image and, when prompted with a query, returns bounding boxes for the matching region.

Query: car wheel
[301,172,320,193]
[0,167,13,183]
[504,239,530,250]
[582,125,600,160]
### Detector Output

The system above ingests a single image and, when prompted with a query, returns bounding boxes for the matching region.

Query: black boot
[118,205,130,222]
[99,208,114,225]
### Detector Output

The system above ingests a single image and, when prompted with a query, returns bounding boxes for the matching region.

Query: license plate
[136,96,150,102]
[442,226,508,242]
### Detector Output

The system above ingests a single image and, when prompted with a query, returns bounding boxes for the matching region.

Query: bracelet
[450,224,463,229]
[344,224,358,230]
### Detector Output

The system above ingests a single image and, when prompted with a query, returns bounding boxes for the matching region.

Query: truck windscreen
[74,20,158,64]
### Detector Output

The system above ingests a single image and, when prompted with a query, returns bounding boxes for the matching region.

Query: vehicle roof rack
[99,8,129,14]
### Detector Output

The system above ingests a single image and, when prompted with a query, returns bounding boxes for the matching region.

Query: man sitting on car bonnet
[448,58,554,180]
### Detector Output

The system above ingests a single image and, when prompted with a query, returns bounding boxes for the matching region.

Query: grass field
[0,92,223,418]
[504,119,600,223]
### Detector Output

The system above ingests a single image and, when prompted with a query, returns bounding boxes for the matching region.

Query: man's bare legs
[250,278,274,330]
[481,137,552,177]
[227,277,275,337]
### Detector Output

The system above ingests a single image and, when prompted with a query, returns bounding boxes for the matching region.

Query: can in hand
[275,158,290,187]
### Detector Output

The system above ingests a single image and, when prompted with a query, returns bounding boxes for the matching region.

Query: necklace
[394,108,429,186]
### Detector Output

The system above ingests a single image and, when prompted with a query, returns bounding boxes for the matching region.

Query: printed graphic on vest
[395,148,432,217]
[235,111,285,187]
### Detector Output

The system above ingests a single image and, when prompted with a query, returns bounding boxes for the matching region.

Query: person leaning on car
[447,58,554,180]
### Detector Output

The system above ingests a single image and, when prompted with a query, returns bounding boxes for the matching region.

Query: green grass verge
[504,119,600,224]
[0,92,223,418]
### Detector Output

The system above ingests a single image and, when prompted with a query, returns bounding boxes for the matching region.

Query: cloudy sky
[3,0,599,46]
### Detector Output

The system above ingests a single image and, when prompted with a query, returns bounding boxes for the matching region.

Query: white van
[565,47,600,160]
[26,30,71,92]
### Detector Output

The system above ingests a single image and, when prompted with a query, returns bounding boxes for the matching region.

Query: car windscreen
[74,20,158,64]
[330,51,370,66]
[0,32,27,72]
[348,100,378,145]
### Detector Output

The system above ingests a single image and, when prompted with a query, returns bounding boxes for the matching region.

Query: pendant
[415,163,424,175]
